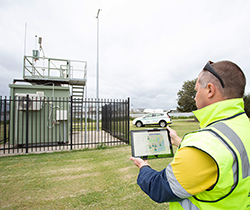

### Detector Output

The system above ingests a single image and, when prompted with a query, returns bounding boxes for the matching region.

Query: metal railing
[0,96,129,155]
[23,56,87,84]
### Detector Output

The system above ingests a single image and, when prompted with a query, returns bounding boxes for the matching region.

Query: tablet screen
[131,129,174,159]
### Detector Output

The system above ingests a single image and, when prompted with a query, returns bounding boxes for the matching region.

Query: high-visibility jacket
[169,98,250,209]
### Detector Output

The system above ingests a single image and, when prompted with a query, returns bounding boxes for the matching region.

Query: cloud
[1,0,250,109]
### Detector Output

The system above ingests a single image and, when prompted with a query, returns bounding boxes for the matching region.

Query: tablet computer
[131,129,174,159]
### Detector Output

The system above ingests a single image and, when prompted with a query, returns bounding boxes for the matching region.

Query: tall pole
[24,23,27,56]
[96,9,101,131]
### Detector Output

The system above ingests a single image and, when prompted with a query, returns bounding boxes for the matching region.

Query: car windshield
[155,113,163,116]
[144,113,165,118]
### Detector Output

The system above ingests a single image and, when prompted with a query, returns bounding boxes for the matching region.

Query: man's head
[195,60,246,109]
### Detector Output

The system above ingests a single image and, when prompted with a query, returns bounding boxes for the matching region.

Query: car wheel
[136,121,143,127]
[159,121,167,127]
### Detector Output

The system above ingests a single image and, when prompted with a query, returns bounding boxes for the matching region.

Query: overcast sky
[1,0,250,110]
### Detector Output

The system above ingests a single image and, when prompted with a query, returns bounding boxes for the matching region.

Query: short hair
[199,60,246,99]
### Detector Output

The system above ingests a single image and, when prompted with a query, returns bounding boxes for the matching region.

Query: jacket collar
[193,98,245,129]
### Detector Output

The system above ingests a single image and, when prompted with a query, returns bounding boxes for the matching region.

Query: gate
[0,96,130,156]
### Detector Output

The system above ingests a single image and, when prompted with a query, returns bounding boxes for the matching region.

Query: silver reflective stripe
[179,199,200,210]
[209,130,238,189]
[166,164,192,199]
[213,122,250,179]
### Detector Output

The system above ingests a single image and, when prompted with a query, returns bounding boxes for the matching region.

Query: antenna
[38,37,46,73]
[32,35,39,60]
[38,37,42,45]
[39,37,45,58]
[96,9,101,18]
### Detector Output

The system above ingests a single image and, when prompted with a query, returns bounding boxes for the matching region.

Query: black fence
[0,96,130,155]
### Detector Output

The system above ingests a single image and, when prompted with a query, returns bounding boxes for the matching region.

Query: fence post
[25,94,29,153]
[127,97,130,144]
[70,96,73,150]
[3,97,7,145]
[85,98,87,144]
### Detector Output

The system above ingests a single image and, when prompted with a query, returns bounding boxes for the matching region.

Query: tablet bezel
[130,128,174,160]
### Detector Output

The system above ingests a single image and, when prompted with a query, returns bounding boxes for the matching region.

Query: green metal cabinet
[9,84,70,146]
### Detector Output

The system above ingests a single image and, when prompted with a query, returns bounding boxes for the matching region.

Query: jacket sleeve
[137,165,183,203]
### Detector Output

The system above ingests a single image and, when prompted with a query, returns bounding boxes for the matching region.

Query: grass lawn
[0,120,199,210]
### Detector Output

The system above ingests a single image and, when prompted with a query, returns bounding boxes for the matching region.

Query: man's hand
[167,126,182,147]
[130,157,150,169]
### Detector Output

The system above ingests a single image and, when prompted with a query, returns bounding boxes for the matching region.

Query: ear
[206,83,216,98]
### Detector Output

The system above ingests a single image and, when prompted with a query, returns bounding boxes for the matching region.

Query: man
[130,60,250,209]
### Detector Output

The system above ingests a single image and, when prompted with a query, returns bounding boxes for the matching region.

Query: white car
[132,112,172,128]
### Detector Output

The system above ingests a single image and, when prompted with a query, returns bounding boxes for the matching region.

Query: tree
[243,94,250,118]
[177,78,197,112]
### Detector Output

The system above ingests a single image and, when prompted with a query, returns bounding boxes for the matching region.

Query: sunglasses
[203,61,225,88]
